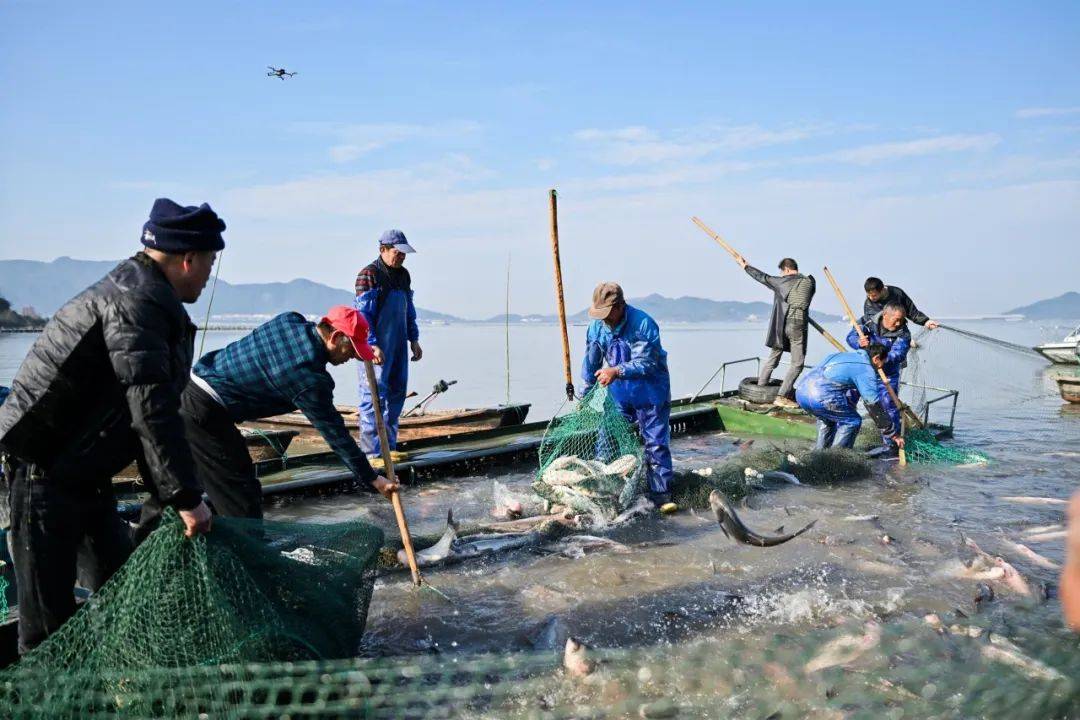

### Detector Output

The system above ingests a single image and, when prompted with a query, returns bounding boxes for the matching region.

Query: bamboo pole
[691,216,742,260]
[363,359,422,585]
[808,317,845,352]
[549,189,575,402]
[505,252,512,407]
[822,267,916,465]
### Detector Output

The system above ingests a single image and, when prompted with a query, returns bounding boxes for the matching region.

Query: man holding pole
[582,283,674,510]
[845,304,911,451]
[733,254,815,407]
[157,306,397,525]
[795,346,903,450]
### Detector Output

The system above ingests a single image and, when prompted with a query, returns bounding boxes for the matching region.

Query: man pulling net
[795,345,904,451]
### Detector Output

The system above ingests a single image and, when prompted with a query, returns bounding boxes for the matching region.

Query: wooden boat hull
[115,428,298,479]
[1057,376,1080,403]
[245,403,531,443]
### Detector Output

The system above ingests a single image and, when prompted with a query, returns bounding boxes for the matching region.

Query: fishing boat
[244,403,531,444]
[1033,324,1080,364]
[1057,375,1080,403]
[114,428,300,479]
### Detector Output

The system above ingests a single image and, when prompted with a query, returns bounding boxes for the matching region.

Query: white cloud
[294,120,482,163]
[573,123,825,165]
[1016,107,1080,119]
[814,134,1001,165]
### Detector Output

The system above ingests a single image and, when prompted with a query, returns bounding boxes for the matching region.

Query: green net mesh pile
[533,386,645,521]
[0,508,383,719]
[671,446,872,508]
[3,613,1073,718]
[904,426,991,464]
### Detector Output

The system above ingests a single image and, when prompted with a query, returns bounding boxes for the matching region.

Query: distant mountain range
[0,256,461,322]
[0,255,899,326]
[1005,292,1080,320]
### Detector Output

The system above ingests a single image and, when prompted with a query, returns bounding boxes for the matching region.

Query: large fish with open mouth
[400,510,542,568]
[709,491,817,547]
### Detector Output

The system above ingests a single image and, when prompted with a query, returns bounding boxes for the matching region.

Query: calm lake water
[1,318,1078,714]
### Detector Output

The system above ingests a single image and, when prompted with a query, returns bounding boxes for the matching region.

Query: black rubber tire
[738,376,781,404]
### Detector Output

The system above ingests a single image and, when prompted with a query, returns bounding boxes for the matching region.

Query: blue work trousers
[358,288,411,456]
[879,370,901,444]
[618,402,673,494]
[796,376,863,450]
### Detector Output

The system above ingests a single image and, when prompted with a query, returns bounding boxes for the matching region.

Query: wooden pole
[549,189,575,402]
[363,359,422,585]
[808,317,846,352]
[691,216,742,261]
[821,266,914,465]
[505,252,512,407]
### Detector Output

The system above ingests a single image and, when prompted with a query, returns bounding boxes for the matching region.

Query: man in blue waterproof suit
[581,282,674,509]
[794,345,904,450]
[845,303,910,450]
[355,230,423,455]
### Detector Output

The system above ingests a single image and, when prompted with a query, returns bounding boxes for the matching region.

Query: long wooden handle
[691,216,742,261]
[549,189,574,401]
[821,268,924,430]
[364,359,421,585]
[808,317,846,352]
[821,267,910,465]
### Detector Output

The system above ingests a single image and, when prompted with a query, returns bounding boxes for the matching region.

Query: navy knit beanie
[140,198,226,253]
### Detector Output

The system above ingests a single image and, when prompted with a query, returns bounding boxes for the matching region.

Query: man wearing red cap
[146,306,397,526]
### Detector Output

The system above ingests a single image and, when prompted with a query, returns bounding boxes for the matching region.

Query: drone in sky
[267,66,297,80]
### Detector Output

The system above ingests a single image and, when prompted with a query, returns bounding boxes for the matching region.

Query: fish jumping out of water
[399,510,542,568]
[563,637,594,677]
[708,491,817,547]
[551,534,632,559]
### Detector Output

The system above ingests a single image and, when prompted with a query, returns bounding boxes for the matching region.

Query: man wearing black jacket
[862,277,939,329]
[0,198,221,652]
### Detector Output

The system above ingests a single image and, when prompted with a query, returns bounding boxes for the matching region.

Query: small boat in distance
[1033,323,1080,365]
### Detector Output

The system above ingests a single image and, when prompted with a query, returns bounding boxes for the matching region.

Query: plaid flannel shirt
[192,312,376,486]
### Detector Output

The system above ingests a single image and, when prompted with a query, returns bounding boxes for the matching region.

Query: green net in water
[0,508,383,719]
[905,427,990,464]
[533,386,645,521]
[671,446,872,509]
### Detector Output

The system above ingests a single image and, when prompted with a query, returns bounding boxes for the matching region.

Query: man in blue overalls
[845,303,910,451]
[581,282,674,509]
[794,345,903,450]
[355,230,423,456]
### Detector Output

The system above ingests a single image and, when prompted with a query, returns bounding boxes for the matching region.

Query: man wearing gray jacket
[735,255,816,407]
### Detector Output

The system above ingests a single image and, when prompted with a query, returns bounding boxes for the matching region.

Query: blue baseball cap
[377,229,416,254]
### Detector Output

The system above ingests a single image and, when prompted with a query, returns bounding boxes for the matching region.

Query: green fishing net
[3,614,1073,718]
[671,446,872,508]
[534,385,645,520]
[904,427,990,464]
[0,508,383,719]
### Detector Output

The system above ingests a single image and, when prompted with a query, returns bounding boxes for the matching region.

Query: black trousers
[181,382,263,519]
[8,462,132,653]
[134,383,263,542]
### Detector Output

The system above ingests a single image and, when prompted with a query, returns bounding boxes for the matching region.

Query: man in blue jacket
[354,230,423,456]
[845,303,910,447]
[581,283,673,509]
[795,346,904,450]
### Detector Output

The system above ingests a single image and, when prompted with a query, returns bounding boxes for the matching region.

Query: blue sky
[1,1,1078,317]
